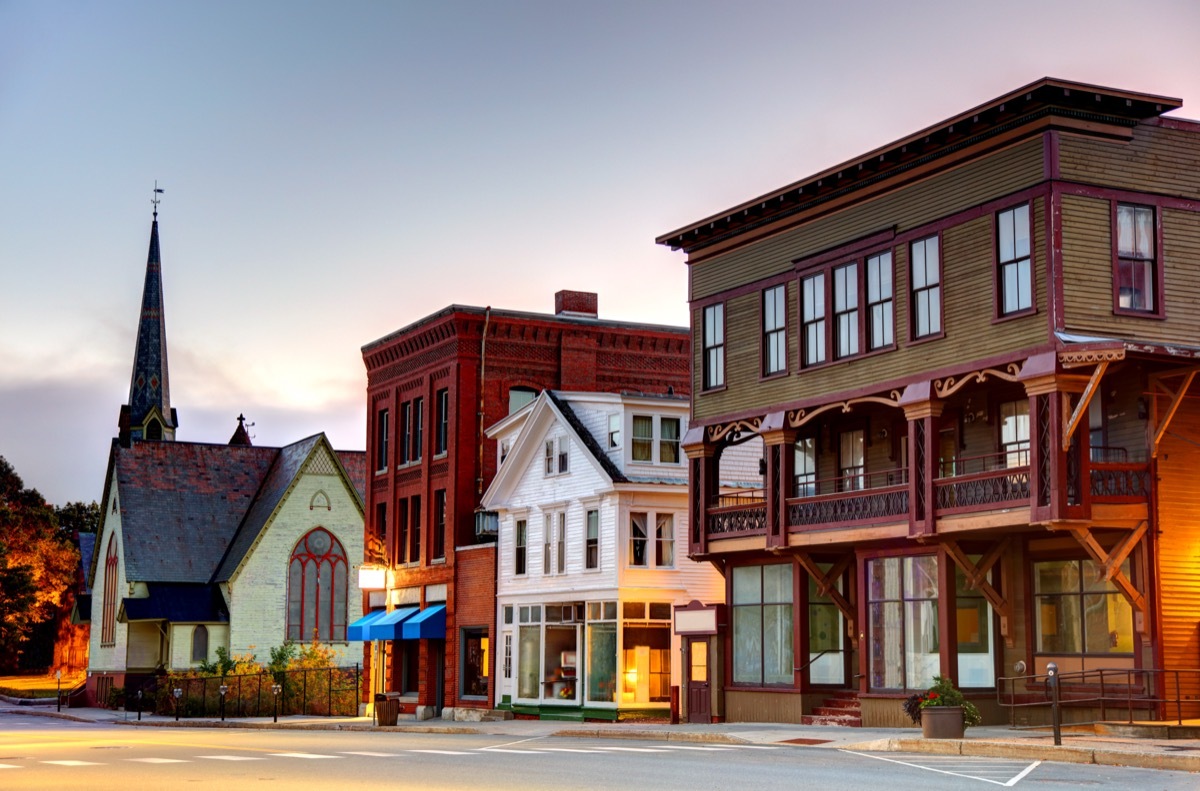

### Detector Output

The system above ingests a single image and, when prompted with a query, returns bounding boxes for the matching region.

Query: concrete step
[801,713,862,727]
[813,705,860,717]
[820,698,861,710]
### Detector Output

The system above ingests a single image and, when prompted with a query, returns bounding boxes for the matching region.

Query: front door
[686,637,711,723]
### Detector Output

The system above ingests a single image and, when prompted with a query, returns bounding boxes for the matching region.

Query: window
[587,601,617,702]
[287,528,348,642]
[432,489,446,561]
[375,408,389,471]
[503,633,513,679]
[538,512,565,575]
[499,439,511,465]
[867,555,939,691]
[632,416,653,461]
[396,497,408,563]
[1000,400,1030,468]
[101,534,117,646]
[956,560,995,687]
[702,303,725,389]
[398,402,411,465]
[839,429,865,491]
[608,414,621,448]
[585,509,599,570]
[374,502,387,550]
[660,417,680,464]
[732,564,794,685]
[509,386,537,414]
[802,273,826,367]
[1116,203,1156,312]
[998,204,1032,315]
[435,388,449,456]
[629,512,648,567]
[866,251,894,350]
[409,496,421,563]
[544,437,569,475]
[515,519,527,575]
[911,235,942,338]
[833,262,859,359]
[621,602,671,702]
[794,436,817,497]
[655,514,674,568]
[397,641,420,695]
[762,284,787,375]
[543,514,553,575]
[191,625,208,663]
[1034,559,1134,654]
[461,628,489,697]
[411,397,424,462]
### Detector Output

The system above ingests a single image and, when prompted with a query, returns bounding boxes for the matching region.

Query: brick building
[358,291,689,719]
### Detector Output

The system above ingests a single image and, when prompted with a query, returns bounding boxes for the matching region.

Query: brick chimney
[554,290,598,318]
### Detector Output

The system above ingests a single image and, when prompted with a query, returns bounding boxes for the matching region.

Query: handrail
[793,649,833,673]
[997,666,1200,727]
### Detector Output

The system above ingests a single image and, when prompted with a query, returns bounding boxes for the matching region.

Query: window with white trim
[1116,203,1156,313]
[997,203,1032,316]
[762,284,787,375]
[911,235,942,338]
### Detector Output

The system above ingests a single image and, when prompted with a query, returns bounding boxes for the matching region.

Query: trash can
[376,695,400,727]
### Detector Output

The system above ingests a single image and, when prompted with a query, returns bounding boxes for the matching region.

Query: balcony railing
[935,451,1030,513]
[708,489,767,537]
[788,468,909,528]
[1090,461,1151,502]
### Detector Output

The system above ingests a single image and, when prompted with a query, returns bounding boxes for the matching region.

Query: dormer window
[630,415,684,465]
[544,437,568,476]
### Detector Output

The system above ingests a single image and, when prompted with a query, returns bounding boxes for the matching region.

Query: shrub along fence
[130,665,362,719]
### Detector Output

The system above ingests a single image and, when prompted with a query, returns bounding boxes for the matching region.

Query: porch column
[1020,352,1090,522]
[760,413,796,549]
[684,426,720,557]
[900,382,943,537]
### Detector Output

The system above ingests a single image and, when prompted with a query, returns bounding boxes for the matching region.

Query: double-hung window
[762,285,787,375]
[607,414,621,448]
[629,512,649,567]
[435,388,449,455]
[541,512,565,575]
[1115,203,1156,313]
[833,263,859,359]
[660,417,680,464]
[732,564,794,685]
[632,416,654,462]
[999,400,1030,468]
[375,408,390,472]
[794,436,817,497]
[838,429,865,492]
[801,273,826,367]
[398,402,411,465]
[702,303,725,389]
[655,514,674,568]
[997,204,1032,315]
[911,235,942,338]
[585,509,599,570]
[432,489,446,560]
[866,251,894,350]
[544,437,569,476]
[411,397,424,462]
[514,519,527,575]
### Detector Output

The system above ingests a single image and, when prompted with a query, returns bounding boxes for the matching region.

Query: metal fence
[998,666,1200,727]
[129,665,361,719]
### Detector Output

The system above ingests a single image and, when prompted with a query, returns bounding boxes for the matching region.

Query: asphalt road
[1,712,1196,790]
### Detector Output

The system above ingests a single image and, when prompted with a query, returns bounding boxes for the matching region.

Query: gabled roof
[545,391,627,484]
[92,435,366,587]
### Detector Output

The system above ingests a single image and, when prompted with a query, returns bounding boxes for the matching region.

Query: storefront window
[544,625,578,702]
[621,601,671,703]
[587,601,617,703]
[461,628,489,698]
[732,564,794,685]
[1034,559,1134,654]
[868,555,939,691]
[517,605,542,700]
[955,559,995,687]
[807,566,844,684]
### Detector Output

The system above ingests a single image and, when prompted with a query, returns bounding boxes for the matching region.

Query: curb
[879,737,1200,774]
[552,728,746,745]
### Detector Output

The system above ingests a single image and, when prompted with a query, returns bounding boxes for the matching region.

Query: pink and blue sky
[3,0,1199,505]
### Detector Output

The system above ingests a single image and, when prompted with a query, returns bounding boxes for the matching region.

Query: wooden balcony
[787,468,908,529]
[934,451,1031,515]
[708,490,767,537]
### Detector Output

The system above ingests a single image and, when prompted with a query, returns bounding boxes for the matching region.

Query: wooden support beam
[942,538,1014,647]
[1152,370,1197,458]
[1060,522,1148,614]
[1062,361,1108,451]
[796,552,858,649]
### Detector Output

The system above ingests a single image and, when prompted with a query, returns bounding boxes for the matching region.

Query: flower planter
[921,705,964,739]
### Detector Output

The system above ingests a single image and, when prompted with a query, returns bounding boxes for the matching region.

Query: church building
[84,202,367,706]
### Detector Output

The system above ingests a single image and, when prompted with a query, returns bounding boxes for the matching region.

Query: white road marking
[41,760,104,766]
[657,745,734,751]
[407,750,476,755]
[481,748,548,754]
[842,750,1041,787]
[197,755,265,761]
[592,746,671,753]
[725,744,777,749]
[339,751,401,757]
[538,748,606,753]
[0,763,21,769]
[268,752,340,759]
[126,758,189,764]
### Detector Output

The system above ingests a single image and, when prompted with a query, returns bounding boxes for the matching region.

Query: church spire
[119,185,178,445]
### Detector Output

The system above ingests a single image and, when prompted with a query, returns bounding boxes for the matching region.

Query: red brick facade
[362,292,688,712]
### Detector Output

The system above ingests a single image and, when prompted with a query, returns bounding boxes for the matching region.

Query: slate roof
[107,435,365,586]
[120,583,228,623]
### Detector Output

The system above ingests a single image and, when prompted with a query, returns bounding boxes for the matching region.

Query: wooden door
[686,637,711,723]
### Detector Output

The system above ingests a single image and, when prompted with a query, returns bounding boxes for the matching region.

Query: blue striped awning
[367,606,419,641]
[401,604,446,640]
[346,609,388,641]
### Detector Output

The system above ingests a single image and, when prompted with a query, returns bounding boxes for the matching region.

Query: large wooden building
[658,78,1200,726]
[358,292,689,719]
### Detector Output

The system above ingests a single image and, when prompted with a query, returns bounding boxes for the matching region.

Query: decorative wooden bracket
[796,553,857,649]
[1056,521,1148,615]
[1151,368,1198,459]
[942,538,1014,648]
[1062,361,1108,451]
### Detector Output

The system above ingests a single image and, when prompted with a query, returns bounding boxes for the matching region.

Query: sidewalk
[3,698,1198,774]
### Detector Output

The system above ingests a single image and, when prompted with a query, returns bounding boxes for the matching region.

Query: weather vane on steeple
[152,180,164,218]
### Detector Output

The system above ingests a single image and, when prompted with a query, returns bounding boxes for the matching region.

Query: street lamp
[55,670,61,712]
[271,683,282,723]
[173,687,183,722]
[219,684,229,722]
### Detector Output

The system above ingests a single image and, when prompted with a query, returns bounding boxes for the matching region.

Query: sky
[2,0,1199,506]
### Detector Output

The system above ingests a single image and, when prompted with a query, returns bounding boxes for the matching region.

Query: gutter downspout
[477,307,491,497]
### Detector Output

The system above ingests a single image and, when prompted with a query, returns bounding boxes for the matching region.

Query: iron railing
[998,666,1200,727]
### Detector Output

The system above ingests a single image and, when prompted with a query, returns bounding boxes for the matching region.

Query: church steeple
[119,187,178,445]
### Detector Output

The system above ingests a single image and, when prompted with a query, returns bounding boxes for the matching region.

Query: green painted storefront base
[496,701,667,723]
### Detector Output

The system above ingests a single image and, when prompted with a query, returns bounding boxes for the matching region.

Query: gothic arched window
[287,528,347,642]
[102,535,118,646]
[192,624,208,662]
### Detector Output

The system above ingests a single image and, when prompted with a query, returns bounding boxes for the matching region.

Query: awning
[367,606,419,641]
[401,604,446,640]
[346,609,388,641]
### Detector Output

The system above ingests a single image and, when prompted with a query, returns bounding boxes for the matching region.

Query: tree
[0,455,80,668]
[55,501,100,535]
[0,540,37,665]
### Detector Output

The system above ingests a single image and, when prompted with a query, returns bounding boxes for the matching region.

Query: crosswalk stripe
[197,755,265,761]
[268,752,339,759]
[126,758,189,764]
[41,760,103,766]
